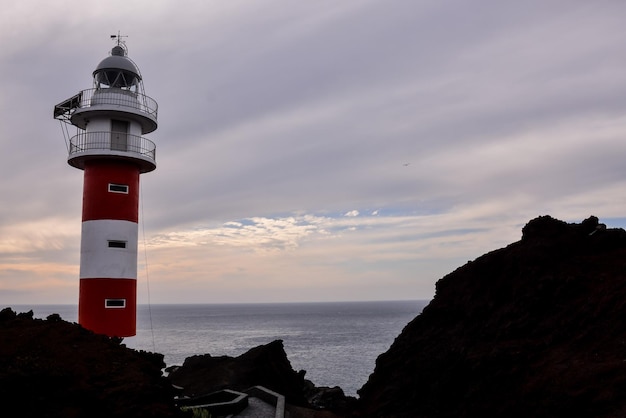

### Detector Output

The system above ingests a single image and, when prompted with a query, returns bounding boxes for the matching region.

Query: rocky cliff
[0,308,185,417]
[357,216,626,417]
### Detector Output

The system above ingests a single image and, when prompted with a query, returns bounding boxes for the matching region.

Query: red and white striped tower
[54,38,158,337]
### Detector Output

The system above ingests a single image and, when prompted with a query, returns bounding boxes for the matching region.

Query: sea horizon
[8,300,428,395]
[8,298,426,307]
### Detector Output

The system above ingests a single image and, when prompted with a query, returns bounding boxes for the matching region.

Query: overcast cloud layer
[2,0,626,304]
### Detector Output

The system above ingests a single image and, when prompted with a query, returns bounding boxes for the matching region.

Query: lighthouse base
[79,278,137,337]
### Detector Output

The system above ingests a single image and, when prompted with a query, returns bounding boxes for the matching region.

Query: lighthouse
[53,38,157,337]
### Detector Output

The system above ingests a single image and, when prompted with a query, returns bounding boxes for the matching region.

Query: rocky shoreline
[0,308,351,417]
[3,215,626,417]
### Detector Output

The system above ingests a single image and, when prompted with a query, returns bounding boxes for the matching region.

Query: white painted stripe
[80,219,138,279]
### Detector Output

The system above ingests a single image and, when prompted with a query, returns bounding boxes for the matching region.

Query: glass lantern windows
[94,69,140,92]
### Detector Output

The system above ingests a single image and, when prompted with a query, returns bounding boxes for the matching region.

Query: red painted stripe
[82,160,140,222]
[79,278,137,337]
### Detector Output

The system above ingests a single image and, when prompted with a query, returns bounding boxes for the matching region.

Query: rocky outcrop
[168,339,356,412]
[0,308,184,418]
[169,339,308,405]
[357,216,626,417]
[304,382,355,411]
[0,310,352,416]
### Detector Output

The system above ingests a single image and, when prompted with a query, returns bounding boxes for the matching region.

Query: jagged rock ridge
[357,216,626,417]
[0,308,184,418]
[168,339,356,413]
[168,339,307,405]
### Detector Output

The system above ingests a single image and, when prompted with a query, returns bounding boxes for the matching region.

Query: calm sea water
[11,300,427,396]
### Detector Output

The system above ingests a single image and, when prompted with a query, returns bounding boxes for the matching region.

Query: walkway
[232,396,277,417]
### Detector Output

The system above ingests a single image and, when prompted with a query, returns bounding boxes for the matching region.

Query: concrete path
[232,396,277,417]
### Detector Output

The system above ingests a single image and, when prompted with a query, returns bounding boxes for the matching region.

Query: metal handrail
[76,88,158,119]
[69,131,156,161]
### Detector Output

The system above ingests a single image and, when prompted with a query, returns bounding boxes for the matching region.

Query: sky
[1,0,626,305]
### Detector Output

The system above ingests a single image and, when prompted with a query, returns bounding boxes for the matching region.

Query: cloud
[150,215,324,253]
[2,0,626,304]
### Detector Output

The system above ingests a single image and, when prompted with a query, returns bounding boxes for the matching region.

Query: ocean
[11,300,427,396]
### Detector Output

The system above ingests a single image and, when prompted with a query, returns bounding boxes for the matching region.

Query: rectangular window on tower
[108,183,129,194]
[105,299,126,308]
[108,240,127,249]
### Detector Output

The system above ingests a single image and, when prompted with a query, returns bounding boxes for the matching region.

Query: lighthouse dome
[93,45,142,90]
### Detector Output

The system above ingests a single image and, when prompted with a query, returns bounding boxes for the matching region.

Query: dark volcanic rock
[169,339,309,406]
[304,382,356,411]
[0,308,184,418]
[357,216,626,417]
[169,340,358,413]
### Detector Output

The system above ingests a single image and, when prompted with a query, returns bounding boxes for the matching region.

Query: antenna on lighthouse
[110,31,128,53]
